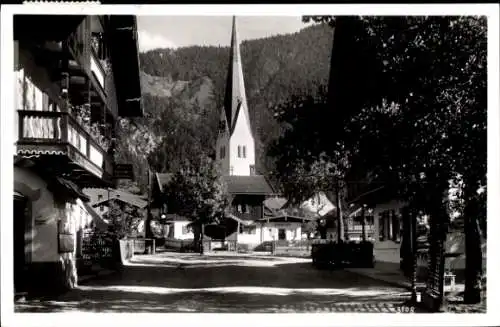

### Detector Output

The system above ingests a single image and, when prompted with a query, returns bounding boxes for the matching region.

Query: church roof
[223,16,252,136]
[223,175,274,195]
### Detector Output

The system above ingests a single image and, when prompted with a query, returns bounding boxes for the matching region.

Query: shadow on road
[16,254,412,313]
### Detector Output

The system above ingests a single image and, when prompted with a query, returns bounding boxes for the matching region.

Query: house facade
[13,15,142,295]
[343,172,406,263]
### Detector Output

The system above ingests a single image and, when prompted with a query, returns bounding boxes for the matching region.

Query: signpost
[113,163,134,180]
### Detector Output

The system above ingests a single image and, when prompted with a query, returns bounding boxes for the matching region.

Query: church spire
[223,16,251,134]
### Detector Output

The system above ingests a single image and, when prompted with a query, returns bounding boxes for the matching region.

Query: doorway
[14,193,29,294]
[278,229,286,240]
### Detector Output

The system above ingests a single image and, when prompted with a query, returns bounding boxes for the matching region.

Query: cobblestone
[15,252,415,313]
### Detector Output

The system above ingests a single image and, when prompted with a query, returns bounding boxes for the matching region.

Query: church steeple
[216,16,255,176]
[223,16,251,135]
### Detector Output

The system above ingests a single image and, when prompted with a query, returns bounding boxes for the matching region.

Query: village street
[16,252,416,313]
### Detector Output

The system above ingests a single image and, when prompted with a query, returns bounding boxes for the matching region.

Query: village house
[13,15,142,296]
[84,187,148,237]
[84,188,147,219]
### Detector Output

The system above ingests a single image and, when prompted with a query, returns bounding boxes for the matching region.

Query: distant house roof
[82,201,109,231]
[223,175,274,195]
[93,196,147,209]
[264,197,287,211]
[156,173,174,192]
[85,188,147,209]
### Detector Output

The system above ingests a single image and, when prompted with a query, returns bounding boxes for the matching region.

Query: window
[182,225,192,235]
[242,146,246,158]
[237,146,241,158]
[250,165,255,175]
[100,205,104,212]
[98,194,103,201]
[219,146,225,159]
[241,225,256,235]
[218,120,226,132]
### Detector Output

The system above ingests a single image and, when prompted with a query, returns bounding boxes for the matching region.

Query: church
[215,17,309,250]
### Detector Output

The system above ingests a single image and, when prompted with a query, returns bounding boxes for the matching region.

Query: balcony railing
[17,109,112,181]
[90,49,106,91]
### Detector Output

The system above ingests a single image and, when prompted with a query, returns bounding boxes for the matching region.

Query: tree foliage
[293,15,487,304]
[104,200,144,239]
[162,156,229,243]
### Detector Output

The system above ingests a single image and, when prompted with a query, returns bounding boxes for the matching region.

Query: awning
[82,201,109,231]
[48,177,90,202]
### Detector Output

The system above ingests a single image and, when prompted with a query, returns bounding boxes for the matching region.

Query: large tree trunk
[192,223,202,253]
[463,184,483,304]
[336,183,345,242]
[425,186,449,311]
[409,207,418,303]
[361,206,366,242]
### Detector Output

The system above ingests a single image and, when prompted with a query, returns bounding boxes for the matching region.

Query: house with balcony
[13,15,143,296]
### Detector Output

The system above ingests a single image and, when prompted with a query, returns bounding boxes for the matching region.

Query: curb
[345,268,412,290]
[78,268,119,285]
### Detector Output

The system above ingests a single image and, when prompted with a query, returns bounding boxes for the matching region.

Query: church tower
[216,16,256,176]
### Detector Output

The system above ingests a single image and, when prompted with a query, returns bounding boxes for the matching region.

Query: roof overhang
[14,15,86,41]
[225,213,254,226]
[92,197,147,209]
[258,215,316,223]
[108,15,143,118]
[47,177,90,202]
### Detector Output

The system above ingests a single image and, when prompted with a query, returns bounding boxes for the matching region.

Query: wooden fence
[79,230,118,273]
[272,240,313,257]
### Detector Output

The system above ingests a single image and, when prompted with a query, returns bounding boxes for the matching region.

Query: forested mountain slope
[115,23,334,192]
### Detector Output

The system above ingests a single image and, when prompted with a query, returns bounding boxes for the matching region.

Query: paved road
[16,252,415,313]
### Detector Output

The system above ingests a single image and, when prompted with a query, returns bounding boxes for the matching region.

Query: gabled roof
[85,188,147,208]
[93,196,147,209]
[282,191,335,217]
[223,175,274,195]
[264,197,288,211]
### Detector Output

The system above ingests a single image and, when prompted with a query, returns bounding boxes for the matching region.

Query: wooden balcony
[16,110,113,188]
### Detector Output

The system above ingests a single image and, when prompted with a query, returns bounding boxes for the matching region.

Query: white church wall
[229,104,255,176]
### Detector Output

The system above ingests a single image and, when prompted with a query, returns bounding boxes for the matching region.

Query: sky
[137,16,313,52]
